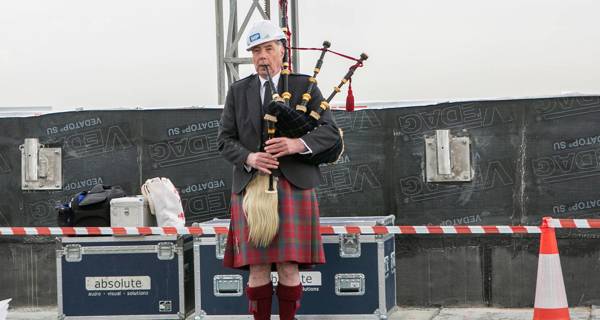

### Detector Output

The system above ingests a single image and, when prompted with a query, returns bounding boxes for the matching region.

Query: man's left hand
[265,137,306,158]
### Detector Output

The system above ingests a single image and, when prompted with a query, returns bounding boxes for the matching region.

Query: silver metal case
[110,196,156,227]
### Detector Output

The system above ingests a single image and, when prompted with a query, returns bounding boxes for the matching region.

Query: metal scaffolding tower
[215,0,299,104]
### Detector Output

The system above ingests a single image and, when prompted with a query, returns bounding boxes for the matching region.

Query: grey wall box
[20,138,62,190]
[425,129,472,182]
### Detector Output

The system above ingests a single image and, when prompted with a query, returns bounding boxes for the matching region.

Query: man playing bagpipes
[217,19,342,320]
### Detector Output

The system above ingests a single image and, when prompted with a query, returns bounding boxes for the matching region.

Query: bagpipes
[262,40,368,166]
[243,35,368,248]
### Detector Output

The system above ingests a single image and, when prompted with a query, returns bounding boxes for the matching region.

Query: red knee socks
[276,283,303,320]
[246,282,273,320]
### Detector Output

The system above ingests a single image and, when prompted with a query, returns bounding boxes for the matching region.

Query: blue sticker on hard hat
[249,33,261,42]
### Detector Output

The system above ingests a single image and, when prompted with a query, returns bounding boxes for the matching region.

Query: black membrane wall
[1,97,600,307]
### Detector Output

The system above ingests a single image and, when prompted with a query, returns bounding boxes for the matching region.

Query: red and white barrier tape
[0,225,541,236]
[2,219,598,236]
[0,226,227,236]
[320,225,542,234]
[547,219,600,229]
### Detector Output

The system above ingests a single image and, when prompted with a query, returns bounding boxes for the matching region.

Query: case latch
[384,255,390,278]
[339,233,361,258]
[157,242,175,260]
[64,244,82,263]
[215,233,227,260]
[335,273,365,296]
[213,275,243,297]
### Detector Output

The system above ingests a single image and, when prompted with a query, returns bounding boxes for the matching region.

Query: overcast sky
[1,0,599,110]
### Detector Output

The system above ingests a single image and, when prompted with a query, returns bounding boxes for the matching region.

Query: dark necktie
[262,81,273,112]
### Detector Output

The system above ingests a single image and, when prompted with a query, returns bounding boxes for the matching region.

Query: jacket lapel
[245,75,261,138]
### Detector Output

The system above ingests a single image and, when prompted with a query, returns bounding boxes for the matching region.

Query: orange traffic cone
[533,217,570,320]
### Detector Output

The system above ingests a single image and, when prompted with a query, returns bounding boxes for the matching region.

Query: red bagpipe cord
[290,46,364,112]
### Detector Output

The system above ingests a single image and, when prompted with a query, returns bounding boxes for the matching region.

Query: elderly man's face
[251,40,284,78]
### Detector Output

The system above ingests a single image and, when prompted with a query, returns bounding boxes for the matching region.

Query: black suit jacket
[217,73,340,194]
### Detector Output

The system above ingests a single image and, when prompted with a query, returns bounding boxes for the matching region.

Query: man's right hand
[246,152,279,174]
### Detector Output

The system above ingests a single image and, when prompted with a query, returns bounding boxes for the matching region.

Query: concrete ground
[390,307,599,319]
[5,306,600,319]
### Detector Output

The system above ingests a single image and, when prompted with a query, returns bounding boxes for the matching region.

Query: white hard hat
[245,20,286,51]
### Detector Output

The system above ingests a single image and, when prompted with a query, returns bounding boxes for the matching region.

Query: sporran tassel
[242,174,279,247]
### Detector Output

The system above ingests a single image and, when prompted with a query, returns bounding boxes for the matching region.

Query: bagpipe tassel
[345,78,355,112]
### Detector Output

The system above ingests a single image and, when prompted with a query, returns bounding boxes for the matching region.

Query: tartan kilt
[223,176,326,269]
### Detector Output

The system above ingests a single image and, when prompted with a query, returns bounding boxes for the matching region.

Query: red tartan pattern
[223,177,326,269]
